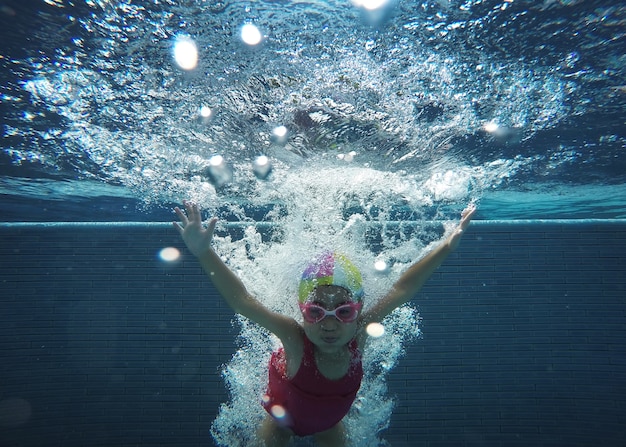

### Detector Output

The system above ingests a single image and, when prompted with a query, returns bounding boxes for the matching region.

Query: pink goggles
[299,302,362,324]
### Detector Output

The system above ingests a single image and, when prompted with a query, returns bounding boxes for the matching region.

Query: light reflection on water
[6,0,606,217]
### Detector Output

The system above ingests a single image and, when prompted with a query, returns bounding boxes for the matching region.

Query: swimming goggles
[299,302,362,324]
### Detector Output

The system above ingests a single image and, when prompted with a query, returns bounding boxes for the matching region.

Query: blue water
[1,0,625,222]
[1,3,625,445]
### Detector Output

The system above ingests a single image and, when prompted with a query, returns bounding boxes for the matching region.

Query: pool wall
[1,221,625,446]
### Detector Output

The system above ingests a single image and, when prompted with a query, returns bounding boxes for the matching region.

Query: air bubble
[253,155,272,180]
[205,155,233,187]
[366,322,385,338]
[173,36,198,70]
[200,106,212,118]
[159,247,180,262]
[351,0,389,11]
[483,121,499,133]
[338,151,357,162]
[271,125,288,144]
[374,259,389,273]
[241,23,263,46]
[270,404,287,419]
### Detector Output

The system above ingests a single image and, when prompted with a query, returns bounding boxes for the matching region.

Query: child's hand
[173,200,218,258]
[447,203,477,250]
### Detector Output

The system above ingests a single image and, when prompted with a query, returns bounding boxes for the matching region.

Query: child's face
[301,285,360,351]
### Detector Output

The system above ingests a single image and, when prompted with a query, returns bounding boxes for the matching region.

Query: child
[173,201,476,447]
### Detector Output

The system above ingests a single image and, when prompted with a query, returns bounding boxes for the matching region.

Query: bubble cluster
[202,163,430,445]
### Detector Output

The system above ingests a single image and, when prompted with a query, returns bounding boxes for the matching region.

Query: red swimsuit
[262,335,363,436]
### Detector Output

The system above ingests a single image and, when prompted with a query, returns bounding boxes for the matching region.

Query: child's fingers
[174,206,189,226]
[462,204,477,220]
[172,221,184,235]
[458,205,476,232]
[206,217,218,234]
[183,200,201,222]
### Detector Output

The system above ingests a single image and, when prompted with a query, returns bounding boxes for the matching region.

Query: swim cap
[298,251,364,303]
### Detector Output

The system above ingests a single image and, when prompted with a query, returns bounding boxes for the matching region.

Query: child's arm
[173,201,301,342]
[361,204,476,325]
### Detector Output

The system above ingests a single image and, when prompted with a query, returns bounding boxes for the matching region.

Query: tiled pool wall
[1,221,625,447]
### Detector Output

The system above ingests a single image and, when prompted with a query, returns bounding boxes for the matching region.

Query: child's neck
[314,345,351,379]
[314,342,349,357]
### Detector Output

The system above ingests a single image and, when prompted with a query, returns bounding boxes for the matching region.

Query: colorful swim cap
[298,252,364,303]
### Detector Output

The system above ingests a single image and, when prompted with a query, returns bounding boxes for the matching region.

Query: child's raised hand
[173,200,218,258]
[447,203,477,250]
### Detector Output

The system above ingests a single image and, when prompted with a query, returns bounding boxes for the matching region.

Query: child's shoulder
[281,334,306,378]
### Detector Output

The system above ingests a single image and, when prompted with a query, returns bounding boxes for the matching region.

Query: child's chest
[312,349,351,380]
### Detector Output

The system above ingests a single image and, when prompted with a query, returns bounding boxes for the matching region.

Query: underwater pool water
[1,1,625,446]
[1,0,625,223]
[1,219,625,447]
